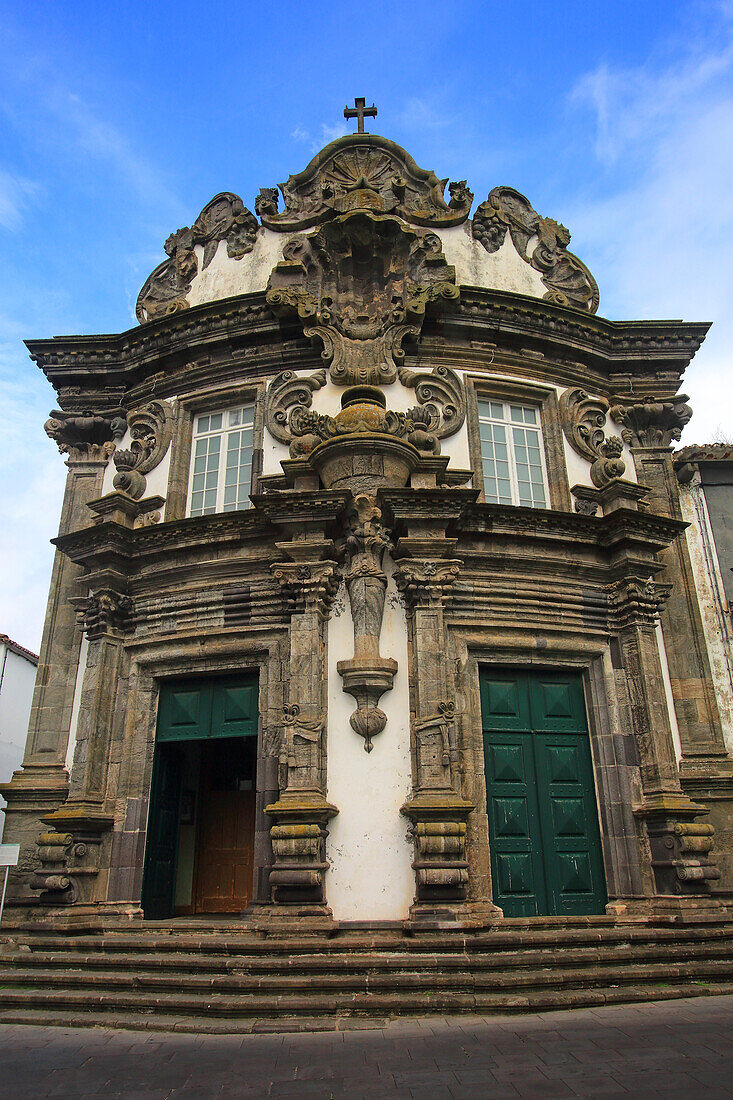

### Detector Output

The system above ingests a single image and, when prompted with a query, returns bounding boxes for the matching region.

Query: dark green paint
[481,670,607,917]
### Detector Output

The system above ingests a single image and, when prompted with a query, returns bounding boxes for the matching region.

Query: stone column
[0,412,123,902]
[611,399,733,781]
[608,574,721,907]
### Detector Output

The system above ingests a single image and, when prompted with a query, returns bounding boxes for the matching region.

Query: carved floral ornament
[473,187,599,313]
[255,136,474,232]
[610,397,693,449]
[44,408,127,460]
[559,388,626,489]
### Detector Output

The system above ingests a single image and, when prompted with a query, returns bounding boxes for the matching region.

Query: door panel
[158,682,213,743]
[210,681,257,739]
[141,745,183,919]
[484,733,548,916]
[481,670,607,918]
[535,734,607,916]
[194,791,255,912]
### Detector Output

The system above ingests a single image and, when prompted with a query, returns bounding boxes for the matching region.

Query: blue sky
[2,0,733,651]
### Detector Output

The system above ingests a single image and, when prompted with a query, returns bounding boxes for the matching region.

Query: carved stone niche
[112,400,173,499]
[136,193,258,323]
[256,133,474,233]
[473,187,599,313]
[267,210,459,386]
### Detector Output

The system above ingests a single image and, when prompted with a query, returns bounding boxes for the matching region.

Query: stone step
[3,939,732,976]
[7,922,733,958]
[3,958,731,998]
[2,979,733,1022]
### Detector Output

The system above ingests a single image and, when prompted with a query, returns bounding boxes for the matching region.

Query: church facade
[3,119,732,931]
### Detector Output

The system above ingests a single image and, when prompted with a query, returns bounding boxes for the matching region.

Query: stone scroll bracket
[559,387,627,498]
[112,400,173,500]
[473,186,599,313]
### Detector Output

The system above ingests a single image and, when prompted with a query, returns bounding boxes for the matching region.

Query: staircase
[2,917,733,1033]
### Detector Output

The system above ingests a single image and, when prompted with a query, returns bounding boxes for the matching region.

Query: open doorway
[142,675,258,919]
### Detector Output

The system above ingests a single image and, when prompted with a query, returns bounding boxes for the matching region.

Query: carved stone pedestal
[264,791,338,910]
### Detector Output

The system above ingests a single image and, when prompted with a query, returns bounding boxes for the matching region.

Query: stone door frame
[451,630,650,912]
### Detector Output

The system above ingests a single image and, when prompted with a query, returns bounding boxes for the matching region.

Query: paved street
[3,995,733,1098]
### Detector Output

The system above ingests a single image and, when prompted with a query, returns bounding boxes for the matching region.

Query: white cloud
[0,169,40,232]
[291,126,311,144]
[568,29,733,444]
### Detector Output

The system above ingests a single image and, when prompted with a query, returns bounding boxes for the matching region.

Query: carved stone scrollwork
[136,193,258,323]
[77,591,133,640]
[267,211,458,386]
[394,559,462,607]
[414,701,458,789]
[257,136,473,233]
[606,577,672,630]
[112,400,173,499]
[45,408,126,461]
[398,365,466,445]
[473,187,599,313]
[559,387,626,488]
[263,369,327,457]
[610,397,693,449]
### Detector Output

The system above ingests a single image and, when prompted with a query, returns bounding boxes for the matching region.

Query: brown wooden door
[194,787,255,913]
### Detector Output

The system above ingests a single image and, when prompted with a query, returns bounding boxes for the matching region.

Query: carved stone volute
[559,387,626,489]
[473,187,599,312]
[112,400,173,499]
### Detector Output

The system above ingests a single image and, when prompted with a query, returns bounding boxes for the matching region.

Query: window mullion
[505,401,520,507]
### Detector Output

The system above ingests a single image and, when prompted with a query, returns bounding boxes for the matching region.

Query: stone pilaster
[611,399,732,781]
[607,573,722,904]
[255,493,345,916]
[386,488,489,921]
[0,419,122,903]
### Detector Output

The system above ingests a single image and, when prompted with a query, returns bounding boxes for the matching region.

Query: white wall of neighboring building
[0,640,38,791]
[678,476,733,755]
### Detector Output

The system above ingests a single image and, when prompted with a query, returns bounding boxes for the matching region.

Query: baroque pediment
[255,134,473,233]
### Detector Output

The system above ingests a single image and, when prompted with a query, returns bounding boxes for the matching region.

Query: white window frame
[477,398,551,509]
[187,404,255,517]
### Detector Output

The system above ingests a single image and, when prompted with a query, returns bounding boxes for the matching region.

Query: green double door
[481,670,607,917]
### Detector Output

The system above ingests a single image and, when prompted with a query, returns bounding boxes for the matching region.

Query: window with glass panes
[188,406,255,517]
[477,399,549,508]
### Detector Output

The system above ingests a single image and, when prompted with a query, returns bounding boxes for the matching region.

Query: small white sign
[0,844,20,867]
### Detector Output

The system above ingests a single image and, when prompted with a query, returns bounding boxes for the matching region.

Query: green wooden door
[142,674,258,918]
[481,670,607,917]
[141,744,183,920]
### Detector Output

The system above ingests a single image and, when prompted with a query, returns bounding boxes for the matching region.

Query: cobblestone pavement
[3,995,733,1099]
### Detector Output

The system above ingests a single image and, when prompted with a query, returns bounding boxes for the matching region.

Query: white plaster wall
[0,647,37,788]
[437,223,546,299]
[176,217,563,314]
[65,633,88,774]
[326,558,415,920]
[187,230,283,307]
[678,478,733,754]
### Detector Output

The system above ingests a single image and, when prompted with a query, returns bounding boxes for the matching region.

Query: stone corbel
[394,558,462,607]
[74,590,134,641]
[112,400,173,499]
[610,396,693,449]
[45,408,127,463]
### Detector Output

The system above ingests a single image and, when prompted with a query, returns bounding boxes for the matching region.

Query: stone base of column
[635,792,721,897]
[0,764,70,903]
[402,790,475,905]
[249,905,338,934]
[264,790,338,908]
[32,802,114,906]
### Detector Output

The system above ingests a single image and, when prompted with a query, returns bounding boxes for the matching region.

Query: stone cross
[344,97,377,134]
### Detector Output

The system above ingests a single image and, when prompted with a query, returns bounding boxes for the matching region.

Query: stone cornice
[26,286,710,404]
